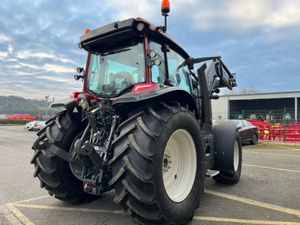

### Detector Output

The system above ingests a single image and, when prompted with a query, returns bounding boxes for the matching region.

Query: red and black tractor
[31,1,241,224]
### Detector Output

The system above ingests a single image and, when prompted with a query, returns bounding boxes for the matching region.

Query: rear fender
[112,87,199,118]
[50,100,78,112]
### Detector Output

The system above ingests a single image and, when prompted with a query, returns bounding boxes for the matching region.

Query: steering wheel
[132,69,144,83]
[120,79,130,89]
[111,71,134,89]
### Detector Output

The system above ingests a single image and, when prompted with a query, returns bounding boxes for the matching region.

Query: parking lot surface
[0,126,300,225]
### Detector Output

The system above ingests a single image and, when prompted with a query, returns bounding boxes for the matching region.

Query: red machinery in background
[247,119,300,142]
[5,114,37,121]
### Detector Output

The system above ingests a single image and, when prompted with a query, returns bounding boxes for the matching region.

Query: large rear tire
[31,111,96,203]
[109,102,205,225]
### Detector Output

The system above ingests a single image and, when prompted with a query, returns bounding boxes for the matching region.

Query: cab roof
[79,18,190,59]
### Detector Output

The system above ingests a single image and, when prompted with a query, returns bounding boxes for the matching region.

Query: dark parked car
[235,120,258,145]
[214,120,258,145]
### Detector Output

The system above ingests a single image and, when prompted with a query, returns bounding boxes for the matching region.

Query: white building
[212,91,300,122]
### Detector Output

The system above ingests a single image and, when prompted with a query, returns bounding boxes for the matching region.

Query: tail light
[131,83,158,93]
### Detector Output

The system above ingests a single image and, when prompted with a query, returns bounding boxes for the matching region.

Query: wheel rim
[69,135,85,180]
[233,141,239,171]
[69,149,84,180]
[162,129,197,202]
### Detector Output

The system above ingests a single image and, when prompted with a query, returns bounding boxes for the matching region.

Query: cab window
[167,49,192,93]
[149,41,166,84]
[149,42,192,94]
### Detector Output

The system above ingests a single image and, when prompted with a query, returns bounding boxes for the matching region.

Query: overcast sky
[0,0,300,100]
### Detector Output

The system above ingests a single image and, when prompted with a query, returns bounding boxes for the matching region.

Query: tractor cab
[77,13,236,115]
[76,15,236,125]
[78,17,191,98]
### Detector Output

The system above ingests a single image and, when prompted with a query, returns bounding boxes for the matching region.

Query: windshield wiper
[102,48,130,56]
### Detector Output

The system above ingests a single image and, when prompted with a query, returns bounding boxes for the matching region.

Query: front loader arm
[184,56,237,126]
[186,56,237,94]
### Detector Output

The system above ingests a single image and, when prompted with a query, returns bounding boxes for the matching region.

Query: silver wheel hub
[162,129,197,203]
[233,141,239,172]
[69,146,84,180]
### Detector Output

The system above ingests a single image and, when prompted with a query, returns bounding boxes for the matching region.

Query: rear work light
[131,83,158,93]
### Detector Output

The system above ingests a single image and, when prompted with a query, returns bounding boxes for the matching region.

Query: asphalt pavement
[0,126,300,225]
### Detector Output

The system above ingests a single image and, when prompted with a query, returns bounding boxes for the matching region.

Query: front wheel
[213,121,243,185]
[214,134,242,185]
[109,102,205,225]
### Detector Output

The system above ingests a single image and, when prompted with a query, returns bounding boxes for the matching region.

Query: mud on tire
[109,102,205,225]
[31,111,96,203]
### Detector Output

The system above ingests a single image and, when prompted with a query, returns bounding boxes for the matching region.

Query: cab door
[166,48,192,94]
[149,41,192,94]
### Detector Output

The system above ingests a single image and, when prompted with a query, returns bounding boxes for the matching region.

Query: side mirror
[74,74,84,81]
[236,126,242,130]
[76,67,84,74]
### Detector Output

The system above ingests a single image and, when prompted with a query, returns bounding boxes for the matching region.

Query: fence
[248,120,300,142]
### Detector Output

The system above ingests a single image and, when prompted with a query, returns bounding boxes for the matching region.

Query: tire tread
[31,112,96,203]
[110,102,201,225]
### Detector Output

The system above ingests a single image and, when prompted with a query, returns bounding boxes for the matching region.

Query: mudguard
[50,100,77,112]
[112,86,199,118]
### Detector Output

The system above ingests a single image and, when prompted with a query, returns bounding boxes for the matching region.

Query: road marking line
[248,148,300,153]
[243,164,300,174]
[243,143,300,151]
[6,203,35,225]
[13,203,300,224]
[13,203,123,214]
[193,216,300,224]
[206,190,300,217]
[267,144,300,151]
[9,195,49,205]
[244,151,300,158]
[243,143,265,148]
[248,149,300,154]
